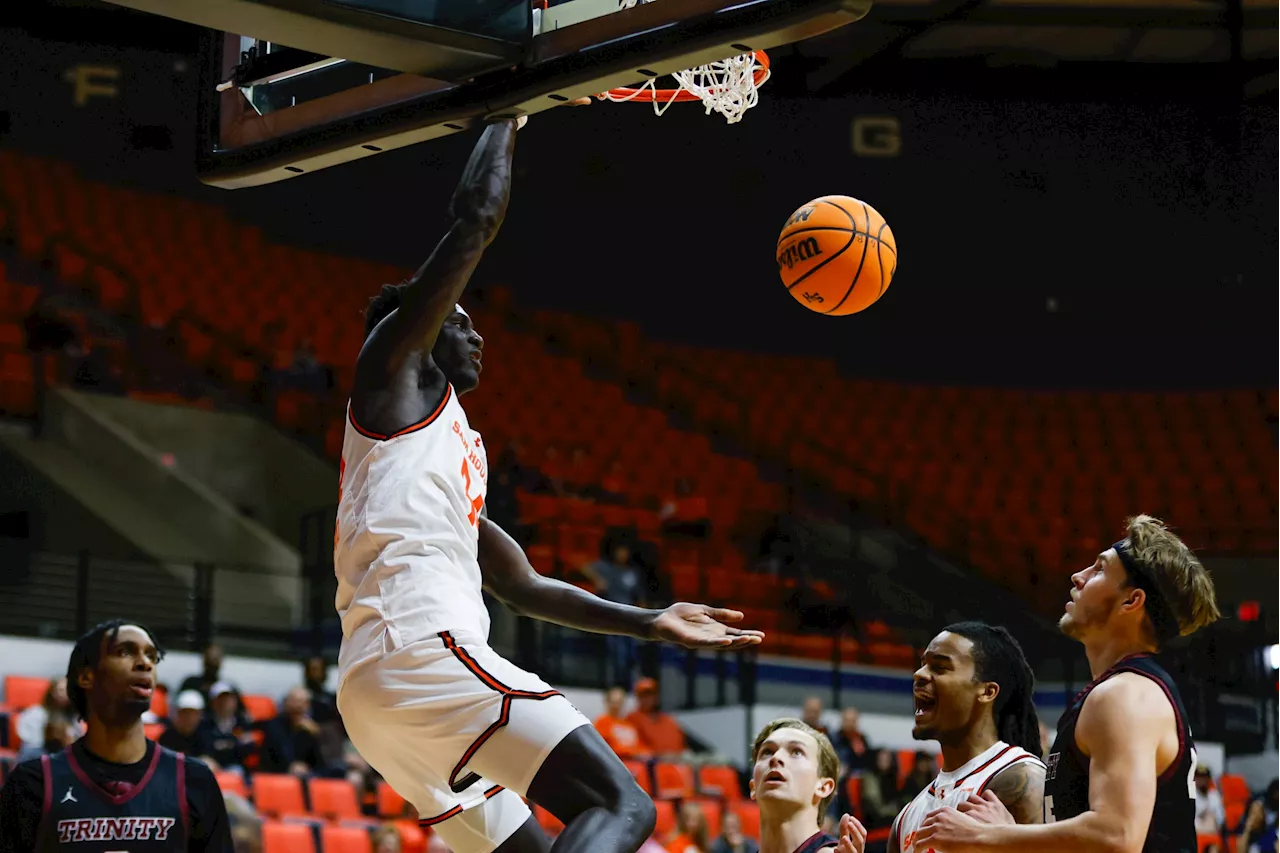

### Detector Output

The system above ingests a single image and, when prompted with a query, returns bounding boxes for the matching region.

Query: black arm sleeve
[184,759,234,853]
[0,760,44,853]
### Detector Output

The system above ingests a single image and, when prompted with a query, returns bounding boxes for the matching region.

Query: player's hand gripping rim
[649,602,765,649]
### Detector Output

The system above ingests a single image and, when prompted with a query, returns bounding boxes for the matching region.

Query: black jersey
[36,743,188,851]
[793,830,838,853]
[1044,653,1196,853]
[0,740,233,853]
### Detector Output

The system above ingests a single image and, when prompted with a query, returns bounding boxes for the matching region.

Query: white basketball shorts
[337,629,590,853]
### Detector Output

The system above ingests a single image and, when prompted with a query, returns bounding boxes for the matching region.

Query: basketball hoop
[596,0,770,123]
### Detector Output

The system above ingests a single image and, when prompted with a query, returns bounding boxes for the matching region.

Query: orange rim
[600,50,769,103]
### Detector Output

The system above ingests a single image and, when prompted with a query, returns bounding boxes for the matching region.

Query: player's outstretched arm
[358,119,520,380]
[913,674,1164,853]
[478,517,763,649]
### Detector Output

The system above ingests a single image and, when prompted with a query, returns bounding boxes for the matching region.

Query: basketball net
[597,0,770,124]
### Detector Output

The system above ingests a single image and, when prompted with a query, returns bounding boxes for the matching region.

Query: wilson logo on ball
[777,237,823,270]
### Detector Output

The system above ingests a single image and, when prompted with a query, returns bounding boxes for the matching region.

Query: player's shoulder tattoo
[986,760,1047,824]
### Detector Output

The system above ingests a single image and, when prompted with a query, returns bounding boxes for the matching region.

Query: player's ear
[748,777,756,800]
[76,665,93,694]
[815,775,836,801]
[1121,586,1146,613]
[977,680,1000,707]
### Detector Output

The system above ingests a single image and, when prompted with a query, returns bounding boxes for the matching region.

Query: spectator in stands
[303,656,339,725]
[1194,765,1225,850]
[180,643,237,704]
[157,688,208,758]
[627,678,687,761]
[709,811,759,853]
[223,788,264,853]
[661,478,710,539]
[667,800,711,853]
[800,696,829,738]
[257,686,326,776]
[899,750,936,799]
[831,706,870,772]
[565,446,597,497]
[594,685,651,760]
[15,710,79,762]
[858,748,902,829]
[582,536,645,687]
[14,676,76,753]
[599,458,629,503]
[72,345,124,394]
[1241,780,1279,853]
[282,339,329,392]
[372,823,402,853]
[196,681,253,772]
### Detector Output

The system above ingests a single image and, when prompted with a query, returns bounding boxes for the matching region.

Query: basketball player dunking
[0,620,233,852]
[914,515,1220,853]
[333,116,763,853]
[748,718,867,853]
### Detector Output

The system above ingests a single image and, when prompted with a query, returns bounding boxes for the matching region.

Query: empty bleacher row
[0,148,1274,638]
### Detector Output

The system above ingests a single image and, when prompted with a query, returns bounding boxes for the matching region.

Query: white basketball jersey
[334,385,490,678]
[893,741,1044,853]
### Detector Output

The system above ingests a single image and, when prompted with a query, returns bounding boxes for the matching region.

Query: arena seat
[214,771,249,799]
[394,821,427,853]
[698,764,743,801]
[730,802,760,839]
[2,676,48,712]
[308,778,363,822]
[252,773,309,818]
[1218,773,1250,805]
[241,694,278,722]
[653,762,696,800]
[320,825,373,853]
[375,781,407,818]
[653,799,677,837]
[262,821,317,853]
[622,758,653,795]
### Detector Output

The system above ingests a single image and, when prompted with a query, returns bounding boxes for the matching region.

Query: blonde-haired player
[748,718,867,853]
[334,116,763,853]
[916,515,1220,853]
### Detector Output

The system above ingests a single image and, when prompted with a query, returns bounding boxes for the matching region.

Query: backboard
[101,0,872,188]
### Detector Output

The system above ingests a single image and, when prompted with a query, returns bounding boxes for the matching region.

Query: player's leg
[443,640,657,853]
[524,725,657,853]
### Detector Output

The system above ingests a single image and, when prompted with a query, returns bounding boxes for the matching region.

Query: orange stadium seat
[534,804,563,835]
[375,781,407,818]
[394,821,427,853]
[1218,774,1250,805]
[241,694,278,722]
[214,771,249,799]
[653,762,696,800]
[308,778,363,822]
[320,825,373,853]
[3,676,48,711]
[143,723,166,741]
[731,802,760,839]
[622,759,653,795]
[653,800,677,837]
[252,773,308,818]
[263,821,316,853]
[698,765,743,801]
[691,798,722,838]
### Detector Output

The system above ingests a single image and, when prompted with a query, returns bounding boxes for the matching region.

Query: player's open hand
[956,790,1016,825]
[649,603,765,649]
[913,806,986,853]
[835,814,867,853]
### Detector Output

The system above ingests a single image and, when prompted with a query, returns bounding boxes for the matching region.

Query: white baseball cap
[176,689,206,711]
[208,681,235,699]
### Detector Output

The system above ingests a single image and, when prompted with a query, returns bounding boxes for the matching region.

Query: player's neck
[938,715,1001,773]
[757,805,822,853]
[1083,631,1157,680]
[83,717,148,764]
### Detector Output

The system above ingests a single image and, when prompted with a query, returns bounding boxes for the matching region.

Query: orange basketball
[776,196,897,315]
